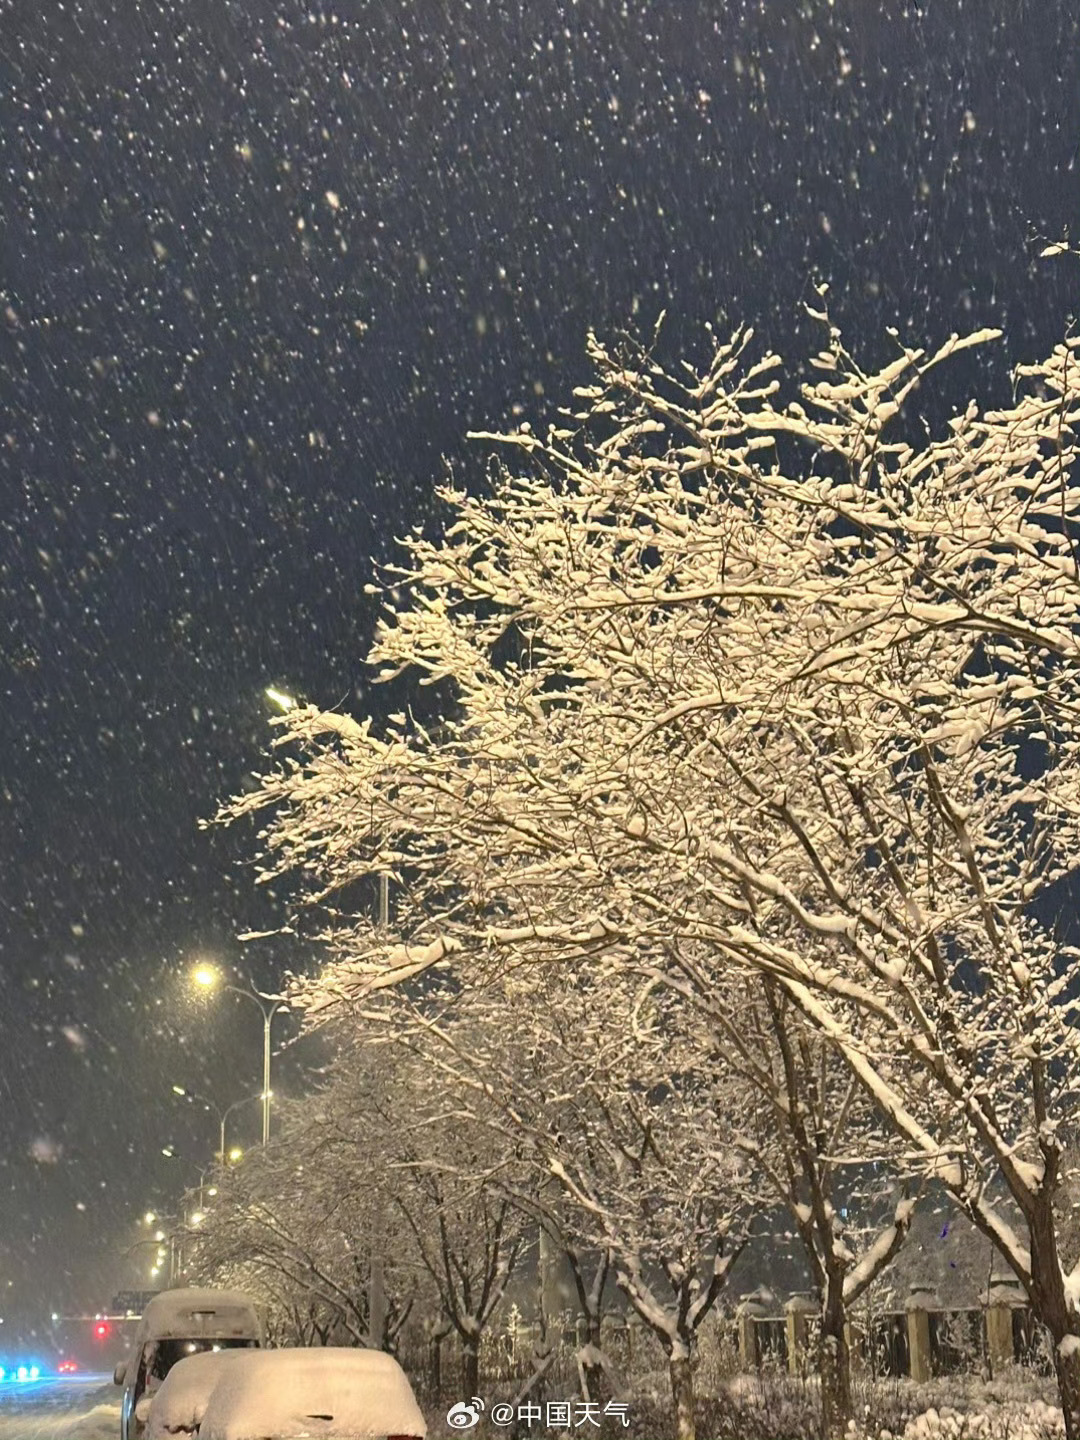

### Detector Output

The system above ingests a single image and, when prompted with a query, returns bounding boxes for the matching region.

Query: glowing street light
[171,1083,263,1168]
[189,966,288,1145]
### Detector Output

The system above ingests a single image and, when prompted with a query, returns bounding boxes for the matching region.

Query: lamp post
[160,1150,216,1282]
[161,1148,215,1209]
[192,967,289,1145]
[171,1085,261,1168]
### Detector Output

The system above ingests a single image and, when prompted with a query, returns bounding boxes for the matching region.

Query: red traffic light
[93,1321,110,1340]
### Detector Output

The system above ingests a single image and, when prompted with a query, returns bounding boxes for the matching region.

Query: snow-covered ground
[710,1373,1067,1440]
[0,1376,119,1439]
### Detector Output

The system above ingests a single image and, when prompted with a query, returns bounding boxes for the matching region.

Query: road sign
[111,1290,159,1314]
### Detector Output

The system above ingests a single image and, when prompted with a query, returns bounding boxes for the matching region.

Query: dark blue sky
[1,0,1078,1338]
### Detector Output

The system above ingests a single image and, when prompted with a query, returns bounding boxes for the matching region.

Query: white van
[113,1287,263,1440]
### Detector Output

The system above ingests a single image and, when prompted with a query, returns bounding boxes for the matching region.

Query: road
[0,1374,119,1438]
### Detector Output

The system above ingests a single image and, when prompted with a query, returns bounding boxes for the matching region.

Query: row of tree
[188,970,925,1439]
[214,292,1080,1439]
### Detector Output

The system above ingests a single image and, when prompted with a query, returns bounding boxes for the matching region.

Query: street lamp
[161,1150,216,1209]
[191,966,289,1144]
[171,1085,263,1168]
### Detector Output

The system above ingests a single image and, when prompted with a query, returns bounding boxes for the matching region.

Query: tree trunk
[1024,1191,1080,1440]
[462,1339,479,1400]
[669,1351,696,1440]
[579,1316,607,1404]
[429,1332,442,1399]
[1055,1339,1080,1440]
[818,1301,854,1440]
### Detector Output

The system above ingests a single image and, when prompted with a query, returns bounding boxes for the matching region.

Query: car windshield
[152,1338,256,1380]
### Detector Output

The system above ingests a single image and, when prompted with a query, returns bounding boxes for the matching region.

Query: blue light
[16,1366,27,1382]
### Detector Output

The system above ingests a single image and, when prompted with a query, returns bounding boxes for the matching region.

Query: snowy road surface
[0,1374,118,1438]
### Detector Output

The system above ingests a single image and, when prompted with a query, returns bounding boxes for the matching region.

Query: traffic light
[93,1320,111,1340]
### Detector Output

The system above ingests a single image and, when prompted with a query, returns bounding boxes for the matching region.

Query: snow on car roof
[147,1349,247,1439]
[198,1347,427,1440]
[138,1287,261,1338]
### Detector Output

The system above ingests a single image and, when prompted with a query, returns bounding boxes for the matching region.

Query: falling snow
[1,0,1079,1394]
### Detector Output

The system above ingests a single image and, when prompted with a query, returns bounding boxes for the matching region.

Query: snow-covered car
[114,1287,263,1440]
[197,1347,427,1440]
[145,1348,246,1439]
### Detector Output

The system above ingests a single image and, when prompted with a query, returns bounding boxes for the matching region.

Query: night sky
[1,0,1079,1342]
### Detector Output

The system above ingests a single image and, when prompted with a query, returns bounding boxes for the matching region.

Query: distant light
[16,1366,27,1381]
[190,1211,204,1226]
[150,1267,159,1278]
[265,686,297,712]
[161,1146,176,1158]
[206,1186,218,1197]
[227,1148,243,1163]
[192,965,217,989]
[29,1366,39,1380]
[171,1085,187,1096]
[144,1212,156,1225]
[154,1231,165,1242]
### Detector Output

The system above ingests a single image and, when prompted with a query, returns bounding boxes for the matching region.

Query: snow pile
[896,1400,1064,1440]
[198,1347,426,1440]
[0,1400,121,1440]
[54,1402,123,1439]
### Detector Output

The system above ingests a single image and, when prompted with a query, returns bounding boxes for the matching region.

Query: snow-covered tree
[223,307,1080,1435]
[379,978,617,1406]
[373,964,758,1440]
[360,1048,531,1400]
[188,1096,415,1351]
[662,960,920,1436]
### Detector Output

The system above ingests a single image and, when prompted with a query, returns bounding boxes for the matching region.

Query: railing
[725,1284,1049,1385]
[390,1284,1053,1404]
